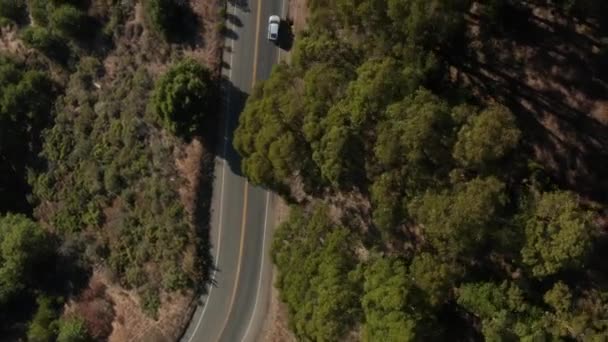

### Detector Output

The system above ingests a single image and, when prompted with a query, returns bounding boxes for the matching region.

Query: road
[180,0,286,341]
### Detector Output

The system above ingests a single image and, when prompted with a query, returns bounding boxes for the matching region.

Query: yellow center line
[216,0,264,339]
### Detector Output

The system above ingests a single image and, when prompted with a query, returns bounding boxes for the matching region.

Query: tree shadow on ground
[166,3,203,45]
[447,1,608,203]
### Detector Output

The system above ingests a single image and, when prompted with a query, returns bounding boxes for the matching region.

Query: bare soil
[450,1,608,203]
[287,0,308,35]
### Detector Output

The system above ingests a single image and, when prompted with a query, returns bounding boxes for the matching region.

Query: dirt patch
[256,198,296,342]
[175,138,207,216]
[449,1,608,202]
[287,0,308,35]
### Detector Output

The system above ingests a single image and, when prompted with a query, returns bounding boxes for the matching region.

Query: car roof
[270,23,279,35]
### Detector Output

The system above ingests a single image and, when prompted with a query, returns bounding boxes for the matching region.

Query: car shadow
[276,18,294,51]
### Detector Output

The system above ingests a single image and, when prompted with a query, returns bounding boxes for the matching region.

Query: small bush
[27,0,50,25]
[140,287,160,319]
[50,4,89,40]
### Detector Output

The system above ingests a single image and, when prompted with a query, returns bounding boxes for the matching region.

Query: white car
[268,15,280,41]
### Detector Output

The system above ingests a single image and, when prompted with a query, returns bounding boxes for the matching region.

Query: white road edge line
[185,2,237,341]
[240,191,271,342]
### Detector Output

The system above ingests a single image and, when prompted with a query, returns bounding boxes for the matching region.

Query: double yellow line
[217,0,264,339]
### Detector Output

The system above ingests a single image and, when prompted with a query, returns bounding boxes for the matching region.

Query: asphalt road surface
[180,0,286,341]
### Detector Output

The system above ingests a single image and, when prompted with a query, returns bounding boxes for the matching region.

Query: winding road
[180,0,286,340]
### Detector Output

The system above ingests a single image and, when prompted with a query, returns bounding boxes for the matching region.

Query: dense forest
[0,0,218,337]
[234,0,608,340]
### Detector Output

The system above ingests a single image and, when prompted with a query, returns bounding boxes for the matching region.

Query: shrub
[50,4,88,40]
[27,0,50,25]
[140,287,160,319]
[21,26,69,62]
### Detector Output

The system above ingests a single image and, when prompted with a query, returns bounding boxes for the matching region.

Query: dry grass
[183,0,223,74]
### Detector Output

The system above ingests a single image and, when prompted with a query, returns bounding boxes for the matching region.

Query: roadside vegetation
[236,0,608,340]
[0,0,220,336]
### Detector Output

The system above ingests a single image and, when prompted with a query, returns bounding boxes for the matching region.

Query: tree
[152,59,214,137]
[373,88,454,187]
[50,5,88,40]
[410,177,506,257]
[457,281,546,340]
[370,170,405,235]
[453,104,521,169]
[543,283,608,338]
[27,296,59,342]
[145,0,181,39]
[57,317,89,342]
[0,213,50,305]
[386,0,469,48]
[521,191,593,277]
[21,26,69,62]
[409,252,460,307]
[235,64,314,189]
[272,206,360,341]
[361,257,420,342]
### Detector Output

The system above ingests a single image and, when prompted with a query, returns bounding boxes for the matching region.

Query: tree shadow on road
[228,0,250,13]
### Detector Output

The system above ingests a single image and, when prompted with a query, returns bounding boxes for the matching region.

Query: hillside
[0,0,221,338]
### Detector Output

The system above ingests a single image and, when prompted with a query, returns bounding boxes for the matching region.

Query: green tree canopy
[543,282,608,338]
[410,176,506,257]
[50,5,88,40]
[361,257,419,342]
[409,252,460,307]
[272,206,360,341]
[457,281,545,340]
[21,26,68,62]
[234,64,314,189]
[0,213,51,305]
[386,0,469,47]
[152,59,214,137]
[521,191,593,277]
[453,104,521,169]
